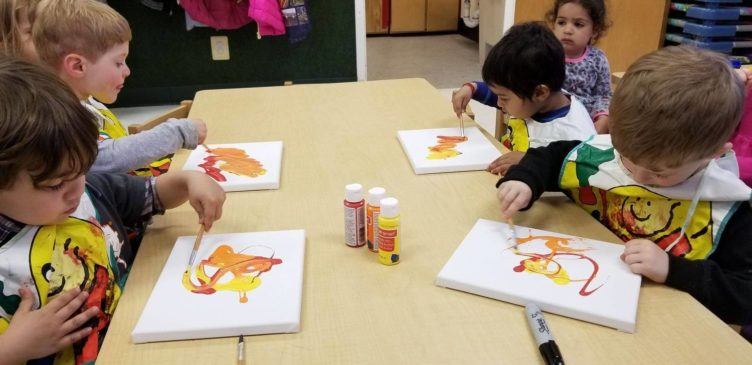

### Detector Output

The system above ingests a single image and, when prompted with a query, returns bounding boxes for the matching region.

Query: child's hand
[487,151,525,176]
[620,239,669,283]
[594,115,610,134]
[497,180,532,220]
[185,172,225,231]
[0,287,98,364]
[451,83,475,118]
[190,118,207,145]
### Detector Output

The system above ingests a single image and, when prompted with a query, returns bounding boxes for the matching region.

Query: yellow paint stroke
[510,234,604,296]
[426,135,468,160]
[182,244,282,303]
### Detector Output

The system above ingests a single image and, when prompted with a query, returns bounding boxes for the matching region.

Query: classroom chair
[127,100,193,135]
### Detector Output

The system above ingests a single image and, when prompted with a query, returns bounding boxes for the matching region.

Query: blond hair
[33,0,130,68]
[0,0,39,57]
[611,46,744,168]
[0,56,97,189]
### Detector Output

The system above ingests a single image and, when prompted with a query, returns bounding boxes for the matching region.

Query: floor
[114,34,496,134]
[367,34,482,89]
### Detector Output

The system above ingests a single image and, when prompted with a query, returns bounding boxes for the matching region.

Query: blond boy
[497,46,752,325]
[33,0,207,176]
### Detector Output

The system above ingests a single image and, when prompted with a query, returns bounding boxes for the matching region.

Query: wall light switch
[210,36,230,61]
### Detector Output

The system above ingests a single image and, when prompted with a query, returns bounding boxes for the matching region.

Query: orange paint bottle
[366,187,386,252]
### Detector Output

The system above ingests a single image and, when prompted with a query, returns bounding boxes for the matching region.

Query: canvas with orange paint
[132,230,305,343]
[182,142,283,191]
[436,219,641,332]
[397,127,501,174]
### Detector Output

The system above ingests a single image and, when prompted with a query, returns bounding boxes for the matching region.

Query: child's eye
[556,20,566,26]
[46,182,65,191]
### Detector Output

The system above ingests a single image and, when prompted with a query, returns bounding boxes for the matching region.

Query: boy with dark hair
[0,56,225,364]
[453,22,595,175]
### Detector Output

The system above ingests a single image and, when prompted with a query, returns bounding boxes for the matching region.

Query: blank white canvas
[436,219,641,332]
[397,127,502,174]
[182,142,283,191]
[132,230,305,343]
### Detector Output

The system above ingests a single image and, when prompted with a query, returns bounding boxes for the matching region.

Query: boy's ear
[61,54,86,78]
[532,85,551,103]
[712,142,734,159]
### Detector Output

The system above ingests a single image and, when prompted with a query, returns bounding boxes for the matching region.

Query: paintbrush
[507,217,519,249]
[459,113,465,137]
[201,144,212,152]
[187,224,206,268]
[237,335,244,365]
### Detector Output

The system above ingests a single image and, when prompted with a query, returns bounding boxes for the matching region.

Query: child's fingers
[504,195,528,218]
[60,307,98,335]
[499,189,520,217]
[627,262,645,275]
[622,252,643,265]
[55,291,90,322]
[59,326,93,348]
[45,287,82,313]
[17,287,35,313]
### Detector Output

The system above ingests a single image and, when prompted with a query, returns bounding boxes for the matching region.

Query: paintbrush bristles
[188,224,206,267]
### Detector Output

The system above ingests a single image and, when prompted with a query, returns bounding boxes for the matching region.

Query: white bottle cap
[367,187,386,205]
[380,197,399,217]
[345,183,363,202]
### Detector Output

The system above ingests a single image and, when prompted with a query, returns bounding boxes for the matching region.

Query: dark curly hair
[545,0,610,43]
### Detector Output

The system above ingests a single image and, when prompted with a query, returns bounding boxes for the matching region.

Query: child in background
[0,0,38,58]
[496,46,752,325]
[0,57,225,365]
[33,0,207,176]
[547,0,612,133]
[455,22,595,176]
[453,0,612,133]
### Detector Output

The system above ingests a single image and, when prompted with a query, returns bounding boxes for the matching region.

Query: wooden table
[98,79,752,364]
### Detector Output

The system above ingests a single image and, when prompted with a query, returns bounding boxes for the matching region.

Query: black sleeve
[665,202,752,325]
[496,140,582,210]
[85,173,149,228]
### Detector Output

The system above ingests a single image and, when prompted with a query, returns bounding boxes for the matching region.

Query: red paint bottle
[344,183,366,247]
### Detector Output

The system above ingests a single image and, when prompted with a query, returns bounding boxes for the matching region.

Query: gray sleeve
[591,50,612,117]
[90,118,198,173]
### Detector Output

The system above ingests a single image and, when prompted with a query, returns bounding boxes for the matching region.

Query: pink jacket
[248,0,286,37]
[180,0,253,30]
[732,90,752,186]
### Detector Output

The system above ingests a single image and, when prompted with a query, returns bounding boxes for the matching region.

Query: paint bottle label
[366,205,381,252]
[345,200,365,247]
[377,224,400,265]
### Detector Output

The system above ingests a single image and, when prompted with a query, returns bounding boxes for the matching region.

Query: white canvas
[436,219,641,332]
[397,127,502,174]
[182,142,283,191]
[132,230,305,343]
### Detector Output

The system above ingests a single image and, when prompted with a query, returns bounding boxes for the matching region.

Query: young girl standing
[547,0,612,132]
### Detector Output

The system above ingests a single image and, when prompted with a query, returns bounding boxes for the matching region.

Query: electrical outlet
[210,36,230,61]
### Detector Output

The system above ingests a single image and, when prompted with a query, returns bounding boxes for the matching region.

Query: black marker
[525,303,565,365]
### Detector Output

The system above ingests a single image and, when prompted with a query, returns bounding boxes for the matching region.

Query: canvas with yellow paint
[132,230,305,343]
[397,127,501,174]
[182,142,283,191]
[436,219,641,332]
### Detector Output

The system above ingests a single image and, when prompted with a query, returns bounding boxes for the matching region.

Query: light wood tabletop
[98,78,752,364]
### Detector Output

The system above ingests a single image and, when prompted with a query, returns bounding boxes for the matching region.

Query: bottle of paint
[378,197,400,265]
[344,183,366,247]
[366,187,386,253]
